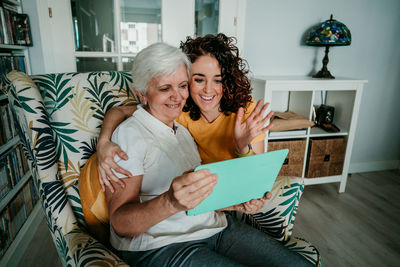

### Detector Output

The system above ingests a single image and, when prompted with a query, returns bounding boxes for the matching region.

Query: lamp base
[313,46,335,79]
[313,69,335,79]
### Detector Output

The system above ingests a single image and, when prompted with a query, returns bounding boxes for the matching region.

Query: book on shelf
[0,208,12,257]
[0,104,13,143]
[1,54,27,74]
[0,173,10,200]
[0,120,3,146]
[22,181,33,216]
[0,7,5,44]
[1,54,27,91]
[17,144,29,174]
[0,101,19,145]
[269,128,307,137]
[29,179,38,206]
[1,2,18,13]
[10,150,21,182]
[0,145,32,201]
[6,104,16,137]
[6,154,17,186]
[0,157,12,200]
[2,5,15,45]
[14,145,25,177]
[8,189,27,238]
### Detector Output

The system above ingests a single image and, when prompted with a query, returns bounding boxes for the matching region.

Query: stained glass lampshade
[306,15,351,78]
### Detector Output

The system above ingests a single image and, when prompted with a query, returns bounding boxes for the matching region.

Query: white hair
[131,42,191,94]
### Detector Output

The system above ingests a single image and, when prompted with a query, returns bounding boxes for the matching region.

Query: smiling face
[189,55,223,122]
[135,64,189,127]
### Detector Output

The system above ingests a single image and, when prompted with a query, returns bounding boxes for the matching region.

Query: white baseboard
[0,203,43,267]
[349,160,400,174]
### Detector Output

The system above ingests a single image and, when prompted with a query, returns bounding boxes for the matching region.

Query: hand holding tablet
[186,149,289,216]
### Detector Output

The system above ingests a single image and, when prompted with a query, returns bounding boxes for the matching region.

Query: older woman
[104,42,312,266]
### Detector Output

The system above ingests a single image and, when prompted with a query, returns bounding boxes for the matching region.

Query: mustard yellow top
[177,100,266,164]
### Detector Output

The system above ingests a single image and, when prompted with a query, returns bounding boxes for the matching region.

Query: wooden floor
[293,169,400,267]
[15,170,400,267]
[16,216,62,267]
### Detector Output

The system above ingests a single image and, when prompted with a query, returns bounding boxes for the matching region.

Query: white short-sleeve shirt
[109,105,227,251]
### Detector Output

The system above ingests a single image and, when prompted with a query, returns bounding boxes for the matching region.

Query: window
[76,57,118,72]
[71,0,115,52]
[71,0,161,72]
[66,0,239,73]
[195,0,219,37]
[120,0,162,53]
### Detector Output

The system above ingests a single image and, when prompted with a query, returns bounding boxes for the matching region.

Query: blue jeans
[120,214,313,267]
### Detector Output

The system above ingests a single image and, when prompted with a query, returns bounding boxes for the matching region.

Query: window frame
[72,0,146,71]
[26,0,245,74]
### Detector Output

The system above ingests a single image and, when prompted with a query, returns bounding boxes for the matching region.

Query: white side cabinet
[251,76,367,193]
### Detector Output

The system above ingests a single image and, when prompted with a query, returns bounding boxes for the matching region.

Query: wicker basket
[268,139,306,177]
[306,137,346,178]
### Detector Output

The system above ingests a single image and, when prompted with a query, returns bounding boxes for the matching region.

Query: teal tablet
[186,149,289,216]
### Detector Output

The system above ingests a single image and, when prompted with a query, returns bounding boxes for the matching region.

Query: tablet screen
[186,149,289,216]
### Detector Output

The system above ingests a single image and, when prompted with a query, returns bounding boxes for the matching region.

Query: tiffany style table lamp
[306,14,351,79]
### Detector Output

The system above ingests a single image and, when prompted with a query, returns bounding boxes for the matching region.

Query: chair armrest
[285,237,321,266]
[63,229,129,266]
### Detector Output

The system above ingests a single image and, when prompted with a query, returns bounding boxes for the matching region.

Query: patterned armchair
[6,71,320,266]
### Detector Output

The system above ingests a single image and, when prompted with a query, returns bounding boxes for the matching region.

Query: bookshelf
[0,92,39,261]
[251,76,367,193]
[0,0,39,263]
[0,0,31,90]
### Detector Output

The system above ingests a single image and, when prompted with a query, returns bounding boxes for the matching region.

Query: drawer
[268,139,306,177]
[306,137,346,178]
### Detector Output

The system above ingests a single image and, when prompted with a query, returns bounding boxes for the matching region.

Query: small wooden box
[306,137,346,178]
[268,139,306,177]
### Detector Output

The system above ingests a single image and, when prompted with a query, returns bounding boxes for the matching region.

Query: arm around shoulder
[96,105,138,191]
[98,105,138,144]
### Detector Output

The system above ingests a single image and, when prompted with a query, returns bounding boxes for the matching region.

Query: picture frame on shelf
[0,0,32,47]
[13,13,32,46]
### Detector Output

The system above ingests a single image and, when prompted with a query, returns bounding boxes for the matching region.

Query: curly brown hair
[180,33,252,121]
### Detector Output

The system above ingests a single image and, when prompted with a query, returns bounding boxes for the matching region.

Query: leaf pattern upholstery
[6,70,320,266]
[235,176,305,243]
[286,237,322,267]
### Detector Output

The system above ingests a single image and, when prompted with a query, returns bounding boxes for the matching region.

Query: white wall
[22,0,51,74]
[243,0,400,172]
[162,0,194,47]
[219,0,246,52]
[22,0,75,74]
